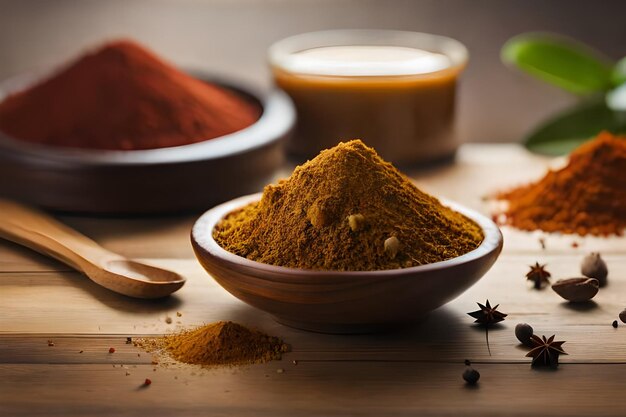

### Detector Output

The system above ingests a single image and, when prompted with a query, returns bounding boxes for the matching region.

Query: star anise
[468,300,507,355]
[526,334,567,368]
[526,262,551,289]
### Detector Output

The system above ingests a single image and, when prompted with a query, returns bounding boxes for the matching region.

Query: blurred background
[1,0,624,143]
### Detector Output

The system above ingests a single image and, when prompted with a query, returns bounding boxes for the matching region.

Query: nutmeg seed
[551,277,599,302]
[515,323,534,347]
[581,252,608,287]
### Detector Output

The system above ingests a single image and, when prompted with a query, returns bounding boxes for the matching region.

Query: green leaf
[611,57,626,86]
[502,33,613,95]
[525,99,626,155]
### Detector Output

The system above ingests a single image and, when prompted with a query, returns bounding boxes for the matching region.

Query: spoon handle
[0,199,117,272]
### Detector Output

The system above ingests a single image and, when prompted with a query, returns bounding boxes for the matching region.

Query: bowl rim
[0,70,295,166]
[192,192,503,278]
[268,29,469,78]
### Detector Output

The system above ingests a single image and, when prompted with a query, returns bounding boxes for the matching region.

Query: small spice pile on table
[137,321,289,367]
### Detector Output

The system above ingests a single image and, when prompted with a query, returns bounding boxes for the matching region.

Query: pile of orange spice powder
[496,132,626,236]
[136,321,289,367]
[0,39,259,150]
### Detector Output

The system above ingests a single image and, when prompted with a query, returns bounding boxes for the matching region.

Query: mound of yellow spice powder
[136,321,288,366]
[214,140,483,270]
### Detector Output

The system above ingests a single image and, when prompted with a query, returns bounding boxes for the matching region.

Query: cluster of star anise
[467,300,568,367]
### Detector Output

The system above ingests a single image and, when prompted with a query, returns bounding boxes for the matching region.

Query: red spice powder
[496,132,626,236]
[0,39,260,150]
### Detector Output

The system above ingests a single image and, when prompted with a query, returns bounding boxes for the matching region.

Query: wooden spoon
[0,199,185,298]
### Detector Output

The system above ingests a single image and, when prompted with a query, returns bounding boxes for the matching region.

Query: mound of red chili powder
[0,40,260,150]
[496,132,626,236]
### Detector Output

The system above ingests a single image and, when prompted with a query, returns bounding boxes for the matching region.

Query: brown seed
[581,253,608,287]
[144,378,152,386]
[619,309,626,324]
[347,214,365,232]
[165,316,173,324]
[108,347,115,353]
[384,236,400,259]
[515,323,534,347]
[551,278,599,302]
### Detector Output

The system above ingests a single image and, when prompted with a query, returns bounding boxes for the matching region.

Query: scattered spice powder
[136,321,288,367]
[214,140,483,271]
[496,132,626,236]
[0,39,259,150]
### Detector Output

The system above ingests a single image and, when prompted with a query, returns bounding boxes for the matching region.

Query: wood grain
[3,362,626,417]
[1,144,625,416]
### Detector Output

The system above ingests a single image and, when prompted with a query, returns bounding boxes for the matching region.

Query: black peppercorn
[464,359,471,366]
[463,368,480,385]
[619,309,626,324]
[612,320,618,328]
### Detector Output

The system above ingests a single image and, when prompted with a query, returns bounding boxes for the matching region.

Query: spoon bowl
[93,260,186,298]
[0,199,185,298]
[191,193,503,333]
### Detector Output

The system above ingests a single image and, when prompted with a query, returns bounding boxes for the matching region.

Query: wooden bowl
[191,193,503,333]
[0,72,295,214]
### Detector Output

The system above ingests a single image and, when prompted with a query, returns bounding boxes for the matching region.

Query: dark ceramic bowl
[0,72,295,214]
[191,193,503,333]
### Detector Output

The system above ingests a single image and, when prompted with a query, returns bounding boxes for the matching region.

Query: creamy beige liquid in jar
[269,30,468,165]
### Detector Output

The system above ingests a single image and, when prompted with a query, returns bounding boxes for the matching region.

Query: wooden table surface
[2,144,625,416]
